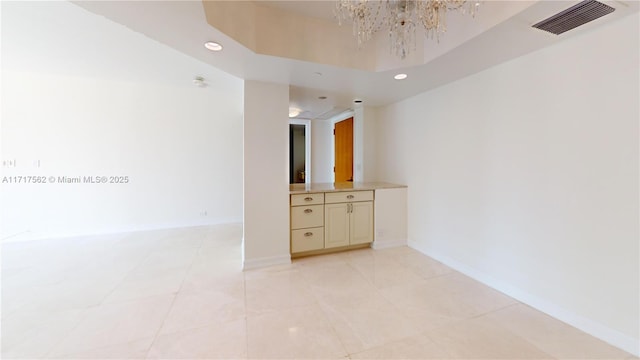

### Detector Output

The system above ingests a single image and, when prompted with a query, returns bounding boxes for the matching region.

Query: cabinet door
[350,201,374,245]
[325,203,350,248]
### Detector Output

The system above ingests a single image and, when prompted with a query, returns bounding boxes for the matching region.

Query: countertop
[289,182,407,194]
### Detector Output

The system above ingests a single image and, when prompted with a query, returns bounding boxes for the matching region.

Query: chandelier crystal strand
[335,0,385,47]
[388,0,418,59]
[335,0,480,59]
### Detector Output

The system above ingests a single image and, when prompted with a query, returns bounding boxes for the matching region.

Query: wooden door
[325,203,350,248]
[334,118,353,182]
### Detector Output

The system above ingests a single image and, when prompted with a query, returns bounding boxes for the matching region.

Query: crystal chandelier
[335,0,479,59]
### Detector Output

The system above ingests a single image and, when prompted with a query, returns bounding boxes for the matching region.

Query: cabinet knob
[304,197,313,201]
[304,209,313,213]
[347,195,355,199]
[304,232,313,237]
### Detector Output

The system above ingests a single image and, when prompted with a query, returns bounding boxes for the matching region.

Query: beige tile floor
[1,224,636,359]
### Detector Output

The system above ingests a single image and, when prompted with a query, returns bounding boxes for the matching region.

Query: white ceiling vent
[532,0,615,35]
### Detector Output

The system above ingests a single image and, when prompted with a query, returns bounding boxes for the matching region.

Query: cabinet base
[291,243,372,259]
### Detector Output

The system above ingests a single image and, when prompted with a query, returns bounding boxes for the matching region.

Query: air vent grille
[532,0,615,35]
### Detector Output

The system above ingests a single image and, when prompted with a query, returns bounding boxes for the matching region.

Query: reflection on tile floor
[1,224,635,359]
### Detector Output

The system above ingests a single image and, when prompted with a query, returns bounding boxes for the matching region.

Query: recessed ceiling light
[318,96,327,100]
[289,108,301,118]
[353,99,363,104]
[394,73,408,80]
[204,41,223,51]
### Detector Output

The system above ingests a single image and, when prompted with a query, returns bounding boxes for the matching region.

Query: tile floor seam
[142,236,204,359]
[375,290,486,343]
[246,303,322,317]
[347,331,447,359]
[478,317,559,360]
[0,310,44,352]
[519,336,559,360]
[466,301,521,321]
[420,317,560,360]
[40,295,177,359]
[344,261,373,285]
[307,292,352,359]
[165,238,203,296]
[3,267,72,291]
[411,268,456,282]
[39,307,92,358]
[387,256,456,282]
[2,312,74,358]
[141,297,177,358]
[92,248,157,309]
[293,259,353,359]
[45,337,153,359]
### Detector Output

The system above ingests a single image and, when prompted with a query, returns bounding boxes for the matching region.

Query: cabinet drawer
[291,205,323,229]
[291,193,324,206]
[325,191,374,204]
[291,227,324,253]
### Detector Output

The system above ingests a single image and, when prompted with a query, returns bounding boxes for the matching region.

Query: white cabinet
[291,190,374,256]
[325,191,373,204]
[324,203,350,248]
[291,227,324,253]
[324,195,373,248]
[291,193,324,206]
[291,205,323,229]
[350,201,374,245]
[290,194,325,254]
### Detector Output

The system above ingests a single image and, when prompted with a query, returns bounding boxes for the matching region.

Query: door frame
[330,111,355,183]
[289,119,311,184]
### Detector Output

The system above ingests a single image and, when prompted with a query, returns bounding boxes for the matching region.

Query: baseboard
[372,238,407,250]
[243,254,291,270]
[1,217,243,244]
[408,241,640,357]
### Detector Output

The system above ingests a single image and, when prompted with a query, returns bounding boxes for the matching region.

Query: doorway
[289,119,311,184]
[334,117,353,182]
[290,124,305,183]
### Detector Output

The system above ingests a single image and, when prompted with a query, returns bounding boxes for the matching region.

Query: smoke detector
[193,76,207,88]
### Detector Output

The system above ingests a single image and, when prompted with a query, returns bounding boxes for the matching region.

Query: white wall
[355,105,379,182]
[376,13,639,355]
[373,188,407,249]
[1,2,244,241]
[354,106,365,182]
[243,80,290,269]
[363,106,378,182]
[311,120,333,183]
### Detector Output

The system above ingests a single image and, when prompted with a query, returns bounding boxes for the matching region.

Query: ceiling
[72,0,638,120]
[258,1,338,21]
